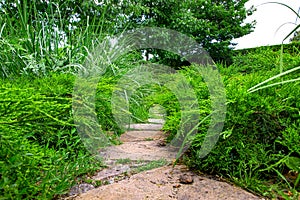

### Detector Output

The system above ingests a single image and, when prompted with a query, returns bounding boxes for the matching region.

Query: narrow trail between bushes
[65,108,264,200]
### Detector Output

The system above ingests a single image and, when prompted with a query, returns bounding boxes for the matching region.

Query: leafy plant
[0,0,112,78]
[174,46,300,198]
[0,73,105,199]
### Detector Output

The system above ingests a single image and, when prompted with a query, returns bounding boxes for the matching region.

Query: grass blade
[248,65,300,93]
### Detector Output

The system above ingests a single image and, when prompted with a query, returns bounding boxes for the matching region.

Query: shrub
[186,52,299,198]
[0,73,103,199]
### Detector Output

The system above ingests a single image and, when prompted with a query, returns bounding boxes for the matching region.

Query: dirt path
[65,111,265,200]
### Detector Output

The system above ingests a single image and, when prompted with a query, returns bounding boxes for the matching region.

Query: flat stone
[74,165,264,200]
[92,165,131,181]
[98,140,178,162]
[69,183,95,196]
[120,130,163,142]
[125,123,163,131]
[148,118,165,124]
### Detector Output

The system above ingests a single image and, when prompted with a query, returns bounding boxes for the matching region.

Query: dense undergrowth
[0,74,96,199]
[1,1,299,199]
[0,73,125,199]
[173,46,300,199]
[132,45,300,199]
[1,45,300,199]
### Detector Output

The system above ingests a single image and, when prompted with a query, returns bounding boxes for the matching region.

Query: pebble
[179,174,194,184]
[69,183,95,196]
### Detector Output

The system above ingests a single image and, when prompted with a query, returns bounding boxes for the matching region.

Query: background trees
[0,0,255,77]
[120,0,256,65]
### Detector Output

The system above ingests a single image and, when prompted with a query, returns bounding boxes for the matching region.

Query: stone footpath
[64,111,264,200]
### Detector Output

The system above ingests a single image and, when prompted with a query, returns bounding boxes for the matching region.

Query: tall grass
[0,73,103,199]
[0,0,111,78]
[0,1,121,199]
[248,2,300,93]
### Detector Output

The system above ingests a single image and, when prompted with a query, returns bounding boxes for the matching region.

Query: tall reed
[0,0,110,78]
[248,2,300,93]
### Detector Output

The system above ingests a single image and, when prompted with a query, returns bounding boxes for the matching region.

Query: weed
[132,159,168,173]
[144,138,154,141]
[115,158,132,164]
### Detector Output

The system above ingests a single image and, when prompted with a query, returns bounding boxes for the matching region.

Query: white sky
[233,0,300,49]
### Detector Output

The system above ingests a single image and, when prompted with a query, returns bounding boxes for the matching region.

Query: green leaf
[285,156,300,172]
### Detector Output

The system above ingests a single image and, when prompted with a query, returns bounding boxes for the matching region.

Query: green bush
[186,54,299,198]
[1,41,299,199]
[229,46,300,74]
[0,74,104,199]
[139,46,300,198]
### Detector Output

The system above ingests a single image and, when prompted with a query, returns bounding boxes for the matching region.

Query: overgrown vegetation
[125,45,300,199]
[185,46,300,199]
[0,74,101,199]
[0,0,299,199]
[2,44,299,199]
